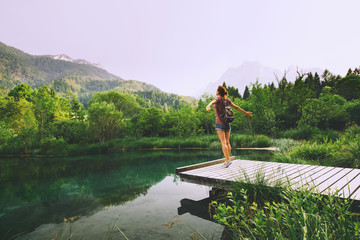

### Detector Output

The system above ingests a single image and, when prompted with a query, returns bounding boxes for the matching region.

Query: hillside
[0,41,160,97]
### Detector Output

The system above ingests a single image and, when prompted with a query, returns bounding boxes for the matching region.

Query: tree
[88,101,123,143]
[344,99,360,125]
[304,72,321,98]
[223,82,241,99]
[134,107,165,137]
[298,92,348,130]
[346,68,353,76]
[297,98,325,128]
[243,86,250,100]
[196,94,216,134]
[321,69,339,88]
[89,91,141,117]
[333,75,360,101]
[32,86,57,139]
[8,84,33,101]
[246,81,278,134]
[166,103,200,137]
[70,95,85,120]
[0,121,13,146]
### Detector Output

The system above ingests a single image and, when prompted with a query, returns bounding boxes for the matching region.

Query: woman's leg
[217,130,230,162]
[225,130,231,159]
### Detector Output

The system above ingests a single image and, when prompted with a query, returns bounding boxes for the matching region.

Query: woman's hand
[245,111,253,117]
[206,105,211,111]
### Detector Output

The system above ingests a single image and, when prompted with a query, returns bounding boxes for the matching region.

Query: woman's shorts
[215,123,231,132]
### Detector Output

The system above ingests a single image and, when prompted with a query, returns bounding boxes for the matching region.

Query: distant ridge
[203,61,324,96]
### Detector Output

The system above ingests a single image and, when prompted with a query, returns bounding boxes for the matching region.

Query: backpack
[216,98,234,124]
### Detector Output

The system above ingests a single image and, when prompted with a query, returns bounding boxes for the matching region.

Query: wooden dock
[176,157,360,201]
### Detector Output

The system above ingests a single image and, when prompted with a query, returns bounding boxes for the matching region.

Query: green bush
[212,186,360,239]
[332,135,360,168]
[271,127,360,168]
[51,120,89,144]
[231,134,253,148]
[313,128,340,143]
[345,125,360,138]
[290,142,331,164]
[279,126,320,140]
[209,141,221,150]
[251,135,271,147]
[39,136,67,154]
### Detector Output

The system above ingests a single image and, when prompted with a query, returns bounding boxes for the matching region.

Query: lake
[0,149,273,240]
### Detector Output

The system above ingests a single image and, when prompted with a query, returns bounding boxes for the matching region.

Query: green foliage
[0,121,13,145]
[89,91,142,116]
[7,83,33,101]
[2,56,360,158]
[243,86,250,100]
[345,99,360,125]
[279,126,321,140]
[166,103,200,137]
[273,126,360,168]
[222,82,241,99]
[333,74,360,101]
[290,141,332,164]
[88,101,124,144]
[136,90,196,110]
[212,187,360,239]
[51,120,88,144]
[133,107,165,137]
[245,81,279,135]
[231,134,271,148]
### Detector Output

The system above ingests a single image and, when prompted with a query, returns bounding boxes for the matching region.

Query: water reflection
[0,150,273,239]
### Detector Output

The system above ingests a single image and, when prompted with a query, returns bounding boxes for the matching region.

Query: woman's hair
[217,85,228,97]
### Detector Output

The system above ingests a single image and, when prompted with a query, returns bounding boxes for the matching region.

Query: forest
[0,67,359,158]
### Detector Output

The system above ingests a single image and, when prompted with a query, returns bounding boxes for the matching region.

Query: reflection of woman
[206,86,253,167]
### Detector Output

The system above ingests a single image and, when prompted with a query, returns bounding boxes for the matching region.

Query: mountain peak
[203,61,324,96]
[49,54,104,69]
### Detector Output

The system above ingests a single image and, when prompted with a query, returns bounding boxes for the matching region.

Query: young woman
[206,86,253,167]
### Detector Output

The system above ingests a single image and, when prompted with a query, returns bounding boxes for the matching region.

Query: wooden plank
[177,158,360,201]
[342,173,360,198]
[316,168,352,193]
[176,156,236,174]
[265,164,302,184]
[290,166,337,189]
[350,185,360,201]
[277,164,314,182]
[229,161,290,184]
[233,161,283,182]
[321,169,360,198]
[184,160,268,180]
[281,165,319,185]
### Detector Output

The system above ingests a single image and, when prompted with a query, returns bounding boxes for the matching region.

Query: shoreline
[0,147,279,158]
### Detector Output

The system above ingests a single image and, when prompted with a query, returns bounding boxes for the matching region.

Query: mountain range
[0,41,160,100]
[203,61,324,96]
[1,41,328,102]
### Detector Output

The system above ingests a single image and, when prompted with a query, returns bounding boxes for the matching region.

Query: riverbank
[0,134,274,157]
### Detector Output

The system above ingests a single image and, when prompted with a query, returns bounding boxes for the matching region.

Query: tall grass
[211,169,360,239]
[270,126,360,168]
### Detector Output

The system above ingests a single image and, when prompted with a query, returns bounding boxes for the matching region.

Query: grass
[211,168,360,239]
[0,133,273,156]
[270,126,360,168]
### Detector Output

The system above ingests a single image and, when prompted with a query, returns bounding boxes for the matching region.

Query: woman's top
[214,96,232,124]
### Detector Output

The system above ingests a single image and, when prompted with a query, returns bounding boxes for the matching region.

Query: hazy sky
[1,0,359,96]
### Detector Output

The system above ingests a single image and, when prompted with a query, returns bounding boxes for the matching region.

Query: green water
[0,150,273,240]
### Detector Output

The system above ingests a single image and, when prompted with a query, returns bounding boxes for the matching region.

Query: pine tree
[346,68,353,76]
[243,86,250,100]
